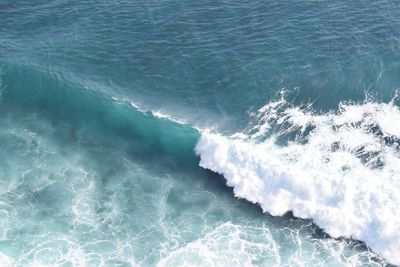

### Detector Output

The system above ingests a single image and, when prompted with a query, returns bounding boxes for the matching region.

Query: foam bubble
[0,253,14,267]
[195,98,400,265]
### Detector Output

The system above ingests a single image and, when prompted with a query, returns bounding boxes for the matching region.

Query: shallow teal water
[1,1,400,266]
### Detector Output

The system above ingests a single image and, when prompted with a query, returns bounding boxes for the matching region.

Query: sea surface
[1,0,400,266]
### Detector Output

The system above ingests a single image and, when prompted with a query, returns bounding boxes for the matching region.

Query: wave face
[196,95,400,265]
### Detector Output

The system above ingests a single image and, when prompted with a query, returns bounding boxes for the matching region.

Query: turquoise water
[1,1,400,266]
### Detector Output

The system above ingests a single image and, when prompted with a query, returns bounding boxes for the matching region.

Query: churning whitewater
[196,96,400,265]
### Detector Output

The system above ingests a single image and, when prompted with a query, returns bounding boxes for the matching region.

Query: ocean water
[1,0,400,266]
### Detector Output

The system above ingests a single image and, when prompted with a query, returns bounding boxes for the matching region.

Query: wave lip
[195,99,400,265]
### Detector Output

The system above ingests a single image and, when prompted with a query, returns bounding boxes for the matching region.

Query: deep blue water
[1,1,400,266]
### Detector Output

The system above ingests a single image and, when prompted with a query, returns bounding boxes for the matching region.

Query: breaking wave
[195,94,400,265]
[0,64,394,266]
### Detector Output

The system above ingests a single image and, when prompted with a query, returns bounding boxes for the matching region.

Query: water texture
[1,0,400,266]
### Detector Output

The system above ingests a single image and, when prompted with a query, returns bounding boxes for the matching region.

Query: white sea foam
[0,253,14,267]
[157,222,281,267]
[158,221,381,267]
[195,98,400,265]
[151,110,188,126]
